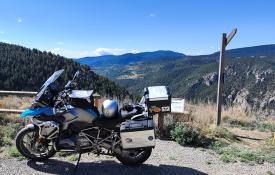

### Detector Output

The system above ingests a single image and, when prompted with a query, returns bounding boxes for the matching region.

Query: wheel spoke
[19,128,56,159]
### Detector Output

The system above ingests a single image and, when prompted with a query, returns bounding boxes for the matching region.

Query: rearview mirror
[73,71,80,80]
[65,80,72,89]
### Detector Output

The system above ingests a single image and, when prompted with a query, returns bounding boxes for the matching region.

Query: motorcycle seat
[120,108,140,119]
[94,117,121,129]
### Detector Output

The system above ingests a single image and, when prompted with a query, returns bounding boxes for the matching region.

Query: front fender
[20,107,54,118]
[25,123,35,129]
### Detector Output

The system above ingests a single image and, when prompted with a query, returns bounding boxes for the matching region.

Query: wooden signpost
[216,28,237,126]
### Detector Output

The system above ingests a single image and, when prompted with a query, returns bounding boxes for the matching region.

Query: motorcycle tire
[16,126,56,161]
[115,148,152,166]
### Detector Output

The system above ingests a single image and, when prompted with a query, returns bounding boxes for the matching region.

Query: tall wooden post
[216,28,237,126]
[216,33,226,126]
[158,113,164,137]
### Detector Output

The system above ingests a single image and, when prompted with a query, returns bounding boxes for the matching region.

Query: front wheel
[15,126,56,161]
[115,148,152,166]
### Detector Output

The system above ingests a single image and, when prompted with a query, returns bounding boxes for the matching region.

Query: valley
[77,45,275,117]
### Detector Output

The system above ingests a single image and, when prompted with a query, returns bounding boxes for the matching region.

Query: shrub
[2,137,12,146]
[162,123,176,139]
[170,122,202,146]
[0,126,4,146]
[0,123,20,147]
[4,123,20,139]
[209,127,238,141]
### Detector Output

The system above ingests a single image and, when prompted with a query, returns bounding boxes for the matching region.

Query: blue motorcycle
[16,69,156,166]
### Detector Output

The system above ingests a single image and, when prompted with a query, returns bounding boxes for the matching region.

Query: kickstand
[73,153,82,175]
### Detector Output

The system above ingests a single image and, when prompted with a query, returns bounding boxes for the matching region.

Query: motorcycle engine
[57,127,115,152]
[38,121,59,139]
[77,133,92,148]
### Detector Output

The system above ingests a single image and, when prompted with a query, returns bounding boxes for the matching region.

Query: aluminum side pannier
[120,119,155,149]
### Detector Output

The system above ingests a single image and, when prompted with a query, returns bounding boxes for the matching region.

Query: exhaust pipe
[101,142,122,155]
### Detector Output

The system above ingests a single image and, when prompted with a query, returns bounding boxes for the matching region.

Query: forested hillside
[0,42,131,100]
[78,45,275,117]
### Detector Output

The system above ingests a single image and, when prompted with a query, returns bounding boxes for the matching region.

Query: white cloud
[47,47,125,58]
[49,48,64,52]
[1,39,10,43]
[131,49,140,54]
[17,17,23,23]
[93,48,124,56]
[57,41,64,45]
[149,13,156,18]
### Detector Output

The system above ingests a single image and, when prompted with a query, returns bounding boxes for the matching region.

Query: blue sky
[0,0,274,58]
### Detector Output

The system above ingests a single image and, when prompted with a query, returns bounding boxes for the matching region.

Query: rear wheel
[15,127,56,161]
[115,148,152,166]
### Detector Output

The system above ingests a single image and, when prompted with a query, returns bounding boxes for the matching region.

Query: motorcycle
[16,69,171,167]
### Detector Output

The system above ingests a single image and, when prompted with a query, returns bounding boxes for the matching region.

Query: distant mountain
[77,44,275,117]
[212,44,275,58]
[0,42,132,100]
[76,50,185,67]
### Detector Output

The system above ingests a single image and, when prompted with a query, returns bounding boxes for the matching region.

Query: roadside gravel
[0,140,274,175]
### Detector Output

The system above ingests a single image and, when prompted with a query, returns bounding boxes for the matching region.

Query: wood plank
[0,90,37,96]
[0,109,24,113]
[0,90,101,98]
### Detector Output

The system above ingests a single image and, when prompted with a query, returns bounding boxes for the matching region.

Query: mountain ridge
[0,42,132,100]
[76,50,185,67]
[77,44,275,117]
[77,44,275,62]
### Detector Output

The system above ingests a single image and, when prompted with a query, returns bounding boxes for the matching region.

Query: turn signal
[153,107,161,113]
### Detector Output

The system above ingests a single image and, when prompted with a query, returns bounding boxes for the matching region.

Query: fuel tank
[62,107,99,130]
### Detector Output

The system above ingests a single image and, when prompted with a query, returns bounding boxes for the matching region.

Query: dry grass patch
[186,102,254,126]
[0,96,32,109]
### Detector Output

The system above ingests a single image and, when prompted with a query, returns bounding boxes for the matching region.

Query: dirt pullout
[0,140,274,175]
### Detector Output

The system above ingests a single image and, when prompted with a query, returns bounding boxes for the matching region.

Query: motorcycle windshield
[35,69,64,102]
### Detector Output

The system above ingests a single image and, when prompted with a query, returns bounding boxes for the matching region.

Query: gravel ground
[0,140,274,175]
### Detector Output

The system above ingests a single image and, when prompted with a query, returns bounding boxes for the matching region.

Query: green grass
[238,150,264,164]
[4,123,20,139]
[169,156,177,161]
[209,140,275,164]
[219,152,237,163]
[224,117,275,132]
[265,151,275,163]
[0,123,20,147]
[266,171,274,175]
[7,146,25,161]
[2,137,13,146]
[0,120,24,160]
[67,154,78,162]
[207,127,238,141]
